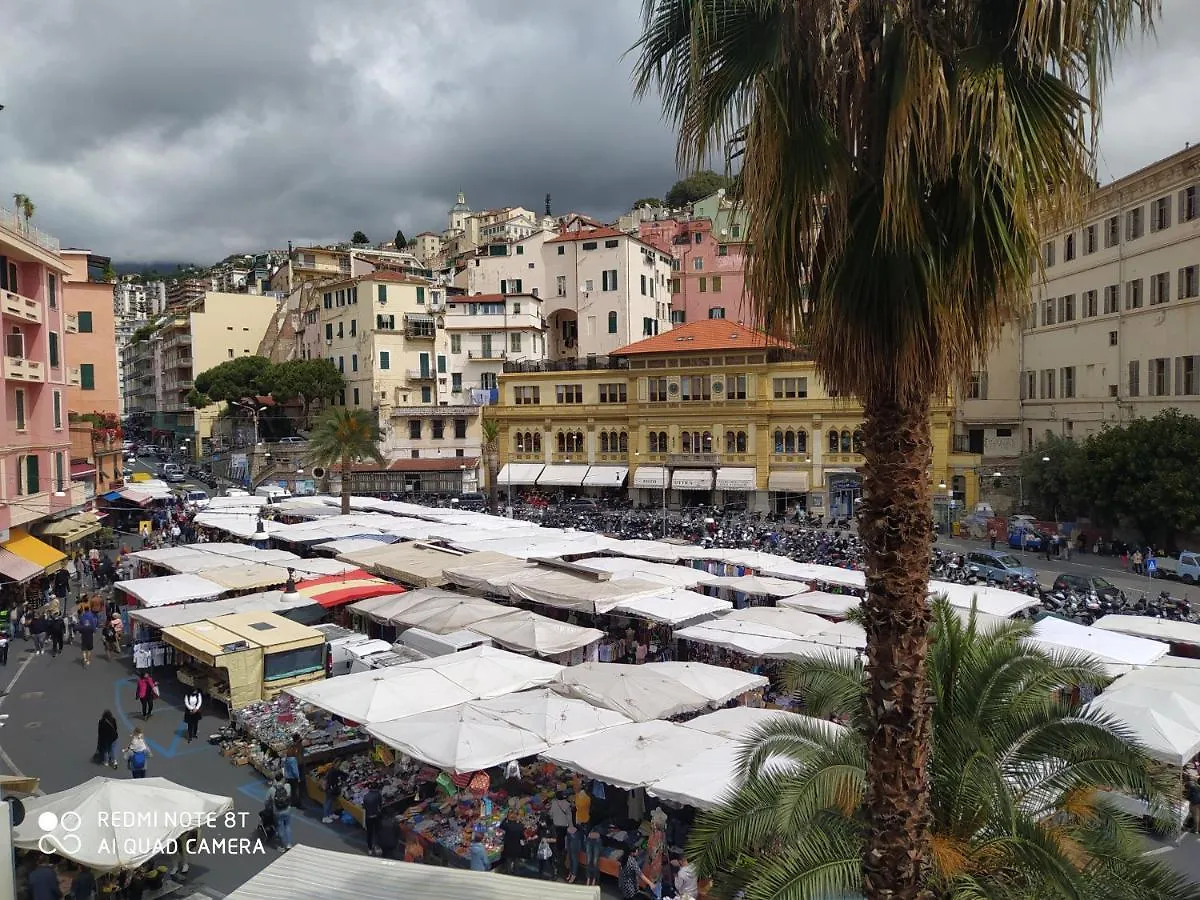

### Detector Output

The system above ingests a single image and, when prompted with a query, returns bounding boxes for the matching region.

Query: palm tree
[689,601,1197,900]
[632,2,1159,893]
[481,418,501,515]
[11,193,34,226]
[308,407,385,514]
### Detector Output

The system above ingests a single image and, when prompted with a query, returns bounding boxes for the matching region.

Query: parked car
[562,497,601,512]
[455,492,487,511]
[276,436,307,444]
[965,549,1036,583]
[182,489,210,509]
[165,469,187,483]
[1051,573,1125,604]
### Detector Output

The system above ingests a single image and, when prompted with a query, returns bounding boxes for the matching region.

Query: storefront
[826,471,863,520]
[767,470,810,516]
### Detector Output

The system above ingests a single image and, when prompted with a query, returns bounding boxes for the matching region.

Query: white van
[314,624,374,677]
[345,639,397,674]
[254,485,292,501]
[183,489,210,509]
[397,627,491,659]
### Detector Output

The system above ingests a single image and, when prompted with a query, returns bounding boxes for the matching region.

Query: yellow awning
[2,528,67,574]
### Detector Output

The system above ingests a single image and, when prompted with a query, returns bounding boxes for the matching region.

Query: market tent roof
[223,843,602,900]
[537,464,590,487]
[117,573,225,607]
[632,465,667,489]
[497,463,544,485]
[768,471,810,492]
[36,513,102,543]
[682,706,845,743]
[449,532,621,560]
[193,512,289,540]
[194,563,293,591]
[367,704,552,772]
[727,607,867,648]
[12,776,233,872]
[2,528,67,573]
[442,554,534,594]
[208,546,301,565]
[160,552,242,574]
[573,556,719,589]
[603,539,685,563]
[205,495,269,510]
[672,469,714,491]
[929,581,1040,618]
[467,610,604,656]
[0,547,43,583]
[338,542,471,587]
[129,590,324,630]
[1027,616,1168,673]
[552,662,713,721]
[541,720,730,789]
[287,557,360,577]
[348,587,458,624]
[296,570,402,609]
[508,570,663,615]
[471,689,631,744]
[1086,686,1200,766]
[130,546,218,567]
[583,465,628,487]
[390,594,514,634]
[643,661,768,705]
[643,742,744,809]
[675,619,862,663]
[779,591,862,619]
[610,589,732,626]
[287,667,474,724]
[314,536,400,556]
[755,559,866,590]
[1094,615,1200,647]
[403,645,563,699]
[715,467,757,491]
[705,574,810,598]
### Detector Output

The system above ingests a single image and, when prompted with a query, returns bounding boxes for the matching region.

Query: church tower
[448,191,471,233]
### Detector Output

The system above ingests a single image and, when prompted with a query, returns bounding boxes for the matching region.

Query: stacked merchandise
[232,694,369,760]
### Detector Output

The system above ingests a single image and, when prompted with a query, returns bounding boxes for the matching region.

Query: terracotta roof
[337,457,479,473]
[613,319,794,355]
[319,270,430,290]
[545,226,628,244]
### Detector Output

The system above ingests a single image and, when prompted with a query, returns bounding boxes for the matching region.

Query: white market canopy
[704,574,811,598]
[286,557,360,577]
[779,591,862,619]
[467,610,604,657]
[1087,685,1200,766]
[193,513,288,540]
[1027,616,1168,674]
[442,553,535,594]
[129,590,323,630]
[389,594,514,635]
[117,573,224,608]
[367,704,552,773]
[604,539,686,563]
[928,581,1040,618]
[726,607,868,648]
[573,556,720,589]
[192,563,293,592]
[313,537,400,556]
[348,588,458,624]
[223,843,601,900]
[287,667,474,724]
[471,689,631,744]
[644,661,768,705]
[403,645,563,699]
[12,777,233,872]
[553,662,720,721]
[610,588,732,626]
[1094,615,1200,647]
[451,532,621,561]
[508,570,663,615]
[681,706,843,743]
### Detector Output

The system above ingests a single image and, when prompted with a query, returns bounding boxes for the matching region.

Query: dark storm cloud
[0,0,1196,262]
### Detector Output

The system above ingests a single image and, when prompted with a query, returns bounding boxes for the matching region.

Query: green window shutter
[48,332,59,367]
[417,287,425,304]
[26,454,39,494]
[80,363,95,390]
[78,311,94,332]
[437,355,446,374]
[379,352,390,370]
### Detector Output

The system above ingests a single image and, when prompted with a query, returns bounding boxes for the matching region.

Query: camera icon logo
[36,811,83,855]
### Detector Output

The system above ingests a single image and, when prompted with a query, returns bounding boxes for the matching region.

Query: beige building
[409,232,445,263]
[959,144,1200,460]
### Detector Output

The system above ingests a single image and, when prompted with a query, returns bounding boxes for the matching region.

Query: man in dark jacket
[362,785,383,856]
[500,810,528,875]
[47,615,65,657]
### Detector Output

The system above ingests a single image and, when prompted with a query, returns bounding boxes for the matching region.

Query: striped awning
[0,548,42,583]
[297,570,402,609]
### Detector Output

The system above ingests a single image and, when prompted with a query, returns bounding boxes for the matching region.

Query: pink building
[0,208,83,534]
[639,212,752,326]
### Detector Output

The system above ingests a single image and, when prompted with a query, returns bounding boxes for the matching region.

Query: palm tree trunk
[486,452,499,516]
[340,453,351,515]
[858,386,935,900]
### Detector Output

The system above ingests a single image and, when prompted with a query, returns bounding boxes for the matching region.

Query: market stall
[117,573,225,608]
[1026,615,1168,675]
[466,610,604,663]
[192,563,294,593]
[609,589,732,627]
[778,590,862,619]
[286,666,475,724]
[405,645,563,699]
[442,553,535,595]
[507,569,663,615]
[389,593,513,635]
[701,574,810,609]
[336,542,470,587]
[573,556,721,590]
[551,662,746,722]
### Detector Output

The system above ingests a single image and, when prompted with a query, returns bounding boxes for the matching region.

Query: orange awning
[297,570,402,609]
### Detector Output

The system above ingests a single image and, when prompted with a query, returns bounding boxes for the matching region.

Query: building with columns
[493,319,979,517]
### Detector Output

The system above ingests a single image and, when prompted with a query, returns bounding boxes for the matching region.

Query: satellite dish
[4,796,26,827]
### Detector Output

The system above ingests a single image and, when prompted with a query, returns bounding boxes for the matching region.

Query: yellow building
[495,320,980,518]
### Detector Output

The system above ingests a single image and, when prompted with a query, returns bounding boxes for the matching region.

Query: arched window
[618,432,628,453]
[828,429,839,453]
[852,429,864,453]
[736,431,747,453]
[702,431,712,453]
[532,432,541,451]
[515,433,524,453]
[725,431,736,452]
[659,431,667,452]
[681,431,693,453]
[607,310,617,333]
[796,430,807,453]
[841,429,852,452]
[648,432,658,453]
[784,430,796,453]
[600,432,609,453]
[557,431,566,453]
[609,431,618,452]
[574,431,584,453]
[774,430,784,453]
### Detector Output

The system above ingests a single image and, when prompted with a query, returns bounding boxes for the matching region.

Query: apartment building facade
[62,250,120,417]
[165,277,209,309]
[0,206,87,532]
[494,320,979,517]
[959,144,1200,459]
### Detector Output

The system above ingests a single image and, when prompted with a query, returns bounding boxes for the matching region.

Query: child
[125,728,152,778]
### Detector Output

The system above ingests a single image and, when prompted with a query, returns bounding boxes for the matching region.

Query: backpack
[272,783,290,811]
[129,749,147,771]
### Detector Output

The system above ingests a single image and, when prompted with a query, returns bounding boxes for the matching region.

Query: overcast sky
[1,0,1196,263]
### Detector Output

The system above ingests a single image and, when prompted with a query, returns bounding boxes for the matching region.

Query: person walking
[584,827,602,886]
[125,728,151,778]
[78,606,98,667]
[550,790,573,872]
[30,613,46,655]
[988,527,997,550]
[70,863,97,900]
[96,710,119,769]
[135,671,158,719]
[267,775,293,851]
[47,614,65,658]
[0,628,8,666]
[362,784,383,856]
[501,809,528,875]
[619,844,654,900]
[182,688,203,742]
[564,823,582,884]
[321,765,346,824]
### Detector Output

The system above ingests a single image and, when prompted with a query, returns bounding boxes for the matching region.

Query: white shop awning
[496,463,544,485]
[583,465,628,487]
[672,469,714,490]
[768,471,811,492]
[632,466,667,489]
[537,465,590,487]
[715,467,757,491]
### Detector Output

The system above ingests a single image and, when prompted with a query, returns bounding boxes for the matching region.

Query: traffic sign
[1146,557,1158,575]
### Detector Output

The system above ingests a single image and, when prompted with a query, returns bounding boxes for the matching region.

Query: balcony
[3,355,44,383]
[405,369,436,381]
[667,453,719,467]
[504,356,627,374]
[64,312,79,334]
[467,350,506,360]
[404,315,436,340]
[68,366,81,387]
[0,206,60,254]
[1,290,42,325]
[174,355,193,368]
